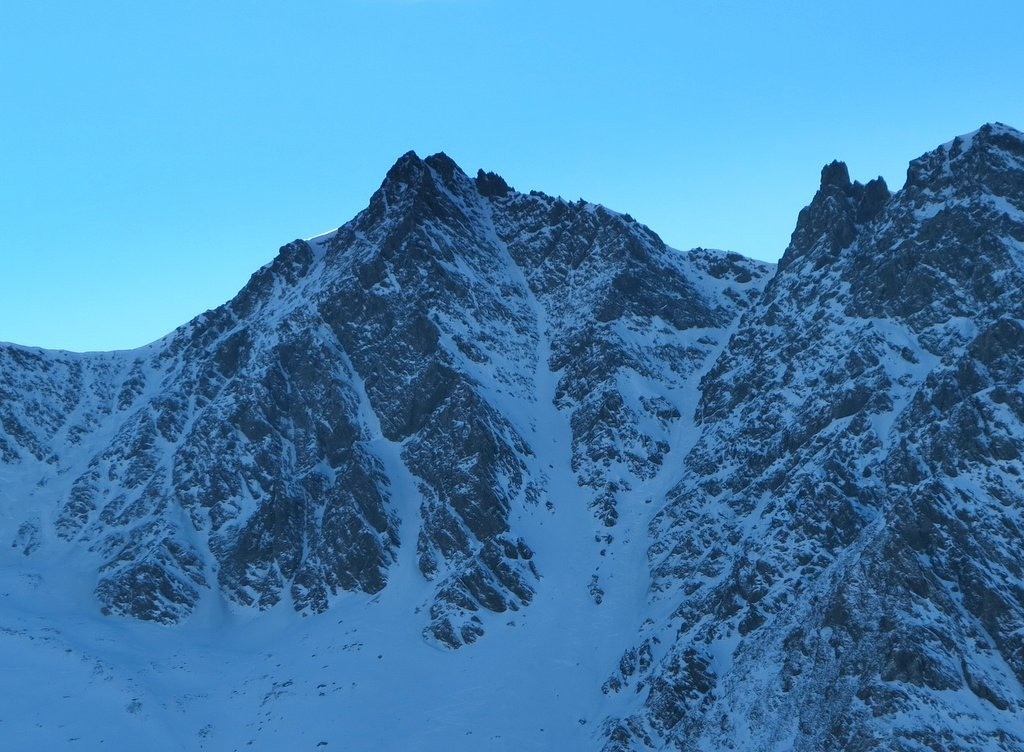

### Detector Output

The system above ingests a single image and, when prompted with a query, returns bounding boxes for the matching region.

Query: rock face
[603,123,1024,750]
[4,123,1024,749]
[0,149,768,649]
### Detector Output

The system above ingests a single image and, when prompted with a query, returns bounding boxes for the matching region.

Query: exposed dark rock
[608,123,1024,751]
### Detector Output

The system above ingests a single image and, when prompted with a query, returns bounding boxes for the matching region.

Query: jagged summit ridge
[931,121,1024,166]
[603,123,1024,751]
[378,149,465,192]
[778,159,890,272]
[0,149,770,649]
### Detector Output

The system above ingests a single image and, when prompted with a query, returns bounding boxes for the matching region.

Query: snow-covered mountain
[604,122,1024,751]
[2,123,1023,751]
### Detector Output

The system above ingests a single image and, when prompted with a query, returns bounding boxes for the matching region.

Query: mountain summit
[0,149,767,642]
[607,122,1024,751]
[2,125,1023,750]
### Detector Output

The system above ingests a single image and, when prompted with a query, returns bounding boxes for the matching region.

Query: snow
[304,228,341,259]
[0,314,649,751]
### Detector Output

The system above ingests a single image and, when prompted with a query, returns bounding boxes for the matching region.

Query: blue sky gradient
[3,0,1023,350]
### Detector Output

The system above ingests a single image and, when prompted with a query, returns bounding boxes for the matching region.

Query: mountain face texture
[603,123,1024,751]
[0,123,1022,751]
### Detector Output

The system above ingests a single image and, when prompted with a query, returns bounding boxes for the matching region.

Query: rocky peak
[379,150,472,193]
[819,159,852,189]
[422,151,462,181]
[603,125,1024,752]
[904,122,1024,205]
[364,150,479,221]
[382,149,425,185]
[475,169,511,198]
[779,160,890,272]
[840,123,1024,329]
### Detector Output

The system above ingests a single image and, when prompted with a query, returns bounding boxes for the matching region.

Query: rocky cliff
[604,123,1024,751]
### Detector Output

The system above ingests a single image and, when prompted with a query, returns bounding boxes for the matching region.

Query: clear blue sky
[3,0,1023,351]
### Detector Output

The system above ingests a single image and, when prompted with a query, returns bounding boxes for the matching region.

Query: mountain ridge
[2,123,1023,751]
[602,121,1024,751]
[0,146,771,646]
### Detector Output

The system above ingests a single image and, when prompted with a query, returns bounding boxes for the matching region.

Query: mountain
[603,122,1024,751]
[1,123,1023,751]
[0,148,768,748]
